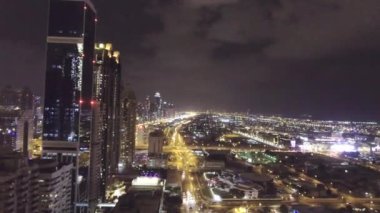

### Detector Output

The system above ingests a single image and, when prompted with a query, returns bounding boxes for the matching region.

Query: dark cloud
[211,39,274,60]
[195,7,223,37]
[1,0,380,120]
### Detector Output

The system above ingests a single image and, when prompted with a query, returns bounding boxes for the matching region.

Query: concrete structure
[0,148,72,213]
[31,159,73,212]
[148,130,165,156]
[0,149,39,213]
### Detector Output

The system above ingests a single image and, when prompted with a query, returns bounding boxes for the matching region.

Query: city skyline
[1,0,379,120]
[1,1,380,212]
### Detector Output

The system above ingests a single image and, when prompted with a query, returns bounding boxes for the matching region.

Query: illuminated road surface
[167,124,203,212]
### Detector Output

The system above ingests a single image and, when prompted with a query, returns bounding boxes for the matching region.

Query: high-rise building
[0,148,39,213]
[31,159,73,212]
[119,87,137,171]
[42,0,96,158]
[16,110,34,158]
[33,96,44,138]
[41,0,97,210]
[0,148,73,213]
[93,43,122,201]
[153,92,162,118]
[148,130,165,156]
[144,96,151,121]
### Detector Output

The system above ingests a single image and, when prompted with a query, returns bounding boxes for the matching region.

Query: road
[167,124,202,212]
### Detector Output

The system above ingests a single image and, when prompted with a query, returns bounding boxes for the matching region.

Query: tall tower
[144,95,151,121]
[119,87,137,172]
[41,0,96,210]
[93,43,122,202]
[154,92,162,118]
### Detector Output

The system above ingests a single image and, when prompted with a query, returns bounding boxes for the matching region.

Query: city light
[1,0,380,213]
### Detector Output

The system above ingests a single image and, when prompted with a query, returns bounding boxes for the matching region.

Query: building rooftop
[149,129,164,137]
[113,189,162,213]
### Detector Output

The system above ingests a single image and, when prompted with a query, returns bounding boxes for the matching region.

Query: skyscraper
[93,43,122,201]
[144,95,151,121]
[42,0,96,161]
[148,129,165,156]
[41,0,97,210]
[154,92,162,118]
[119,87,137,171]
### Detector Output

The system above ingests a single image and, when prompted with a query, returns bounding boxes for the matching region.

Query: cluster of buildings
[236,115,380,157]
[137,92,175,122]
[0,86,43,156]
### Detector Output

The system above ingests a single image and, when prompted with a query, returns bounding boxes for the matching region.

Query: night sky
[1,0,380,120]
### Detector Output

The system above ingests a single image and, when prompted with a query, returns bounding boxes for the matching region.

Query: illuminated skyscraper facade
[120,87,136,171]
[93,43,122,201]
[153,92,162,118]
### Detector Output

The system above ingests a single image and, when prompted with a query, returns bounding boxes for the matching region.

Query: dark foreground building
[42,0,97,211]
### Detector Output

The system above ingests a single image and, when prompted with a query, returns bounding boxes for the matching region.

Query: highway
[167,124,202,212]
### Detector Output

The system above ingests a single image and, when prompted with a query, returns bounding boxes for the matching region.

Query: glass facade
[43,0,96,145]
[43,43,82,142]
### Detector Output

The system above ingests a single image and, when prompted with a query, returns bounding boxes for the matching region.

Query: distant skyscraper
[93,43,122,202]
[154,92,162,118]
[144,95,151,120]
[33,96,44,138]
[41,0,97,210]
[120,87,137,171]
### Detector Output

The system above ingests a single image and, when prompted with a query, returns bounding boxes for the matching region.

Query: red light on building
[79,100,84,104]
[90,100,95,105]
